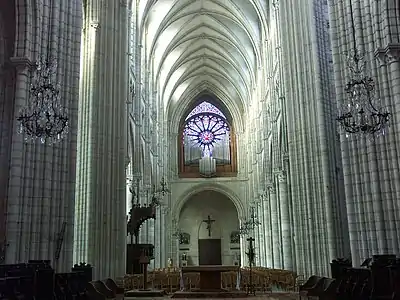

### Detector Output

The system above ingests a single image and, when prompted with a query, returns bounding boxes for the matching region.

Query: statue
[167,257,173,267]
[182,253,187,261]
[233,252,240,266]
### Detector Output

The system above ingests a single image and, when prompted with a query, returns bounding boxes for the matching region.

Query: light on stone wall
[336,0,390,138]
[17,58,69,144]
[171,218,182,241]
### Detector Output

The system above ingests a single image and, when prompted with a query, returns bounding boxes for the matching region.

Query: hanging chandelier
[336,0,390,138]
[17,58,68,144]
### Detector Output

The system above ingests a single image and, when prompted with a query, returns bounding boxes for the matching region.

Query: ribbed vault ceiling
[140,0,268,115]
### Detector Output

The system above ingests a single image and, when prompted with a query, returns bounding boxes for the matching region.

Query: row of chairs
[124,267,299,293]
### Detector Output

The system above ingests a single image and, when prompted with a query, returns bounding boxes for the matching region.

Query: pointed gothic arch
[178,94,237,177]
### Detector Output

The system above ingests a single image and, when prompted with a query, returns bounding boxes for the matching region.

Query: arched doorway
[177,190,240,266]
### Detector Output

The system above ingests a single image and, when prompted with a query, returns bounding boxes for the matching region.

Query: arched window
[179,99,237,177]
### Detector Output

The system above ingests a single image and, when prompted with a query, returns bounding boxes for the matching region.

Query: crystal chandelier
[17,58,68,144]
[336,0,390,138]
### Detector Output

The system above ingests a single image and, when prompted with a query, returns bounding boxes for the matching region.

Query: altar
[182,265,239,290]
[172,265,247,298]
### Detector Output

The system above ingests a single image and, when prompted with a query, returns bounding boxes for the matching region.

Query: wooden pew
[299,275,325,299]
[370,255,396,300]
[389,259,400,300]
[305,277,336,299]
[103,278,124,299]
[54,271,89,299]
[87,280,116,300]
[0,261,91,300]
[330,258,352,279]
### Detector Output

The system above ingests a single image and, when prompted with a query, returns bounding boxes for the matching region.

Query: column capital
[272,167,282,175]
[282,151,289,162]
[375,43,400,66]
[266,182,276,194]
[8,56,33,71]
[277,170,287,182]
[90,22,100,30]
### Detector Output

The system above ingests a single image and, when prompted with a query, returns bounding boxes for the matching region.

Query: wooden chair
[131,274,142,290]
[294,274,305,291]
[167,272,179,293]
[151,271,164,290]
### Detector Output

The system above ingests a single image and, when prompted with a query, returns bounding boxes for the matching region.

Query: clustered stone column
[160,209,167,266]
[257,201,266,266]
[153,208,162,268]
[263,194,272,267]
[74,0,128,280]
[278,171,292,270]
[268,183,282,269]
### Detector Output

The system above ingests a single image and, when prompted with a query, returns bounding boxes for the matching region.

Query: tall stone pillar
[278,171,292,270]
[253,203,261,266]
[167,206,177,266]
[160,209,167,267]
[154,208,162,268]
[240,233,247,266]
[139,190,148,244]
[268,183,282,269]
[74,0,128,280]
[258,201,266,266]
[263,193,272,267]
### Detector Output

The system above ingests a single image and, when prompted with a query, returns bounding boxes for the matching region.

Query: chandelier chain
[336,0,390,138]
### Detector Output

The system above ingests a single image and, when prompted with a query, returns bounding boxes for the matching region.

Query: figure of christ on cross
[203,215,215,237]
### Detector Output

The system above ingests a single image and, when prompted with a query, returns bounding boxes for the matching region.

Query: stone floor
[125,292,299,299]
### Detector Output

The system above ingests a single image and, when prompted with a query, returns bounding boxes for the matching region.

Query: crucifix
[203,215,215,237]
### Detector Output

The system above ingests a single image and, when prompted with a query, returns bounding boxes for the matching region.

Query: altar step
[125,289,167,297]
[171,289,248,298]
[170,291,298,299]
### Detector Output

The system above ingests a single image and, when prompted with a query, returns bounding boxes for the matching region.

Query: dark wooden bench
[299,275,324,299]
[103,278,124,299]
